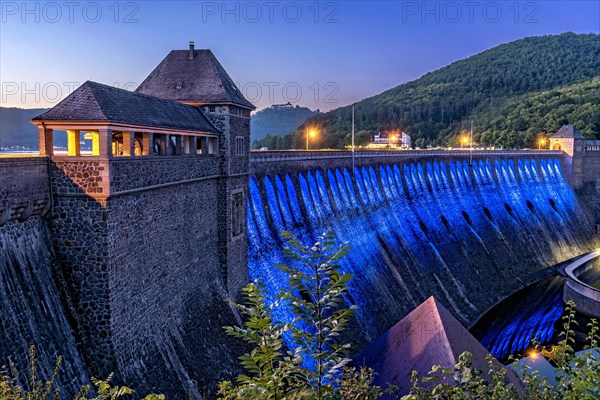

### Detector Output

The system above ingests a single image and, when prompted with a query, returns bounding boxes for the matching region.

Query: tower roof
[551,125,586,139]
[135,47,255,110]
[32,81,220,133]
[354,296,522,396]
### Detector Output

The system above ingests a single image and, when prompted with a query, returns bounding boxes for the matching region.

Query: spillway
[247,157,599,346]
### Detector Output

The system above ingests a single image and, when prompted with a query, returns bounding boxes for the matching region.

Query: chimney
[189,41,195,60]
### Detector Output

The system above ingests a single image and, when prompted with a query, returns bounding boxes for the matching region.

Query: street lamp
[306,129,316,150]
[539,138,546,150]
[462,136,469,149]
[390,134,398,149]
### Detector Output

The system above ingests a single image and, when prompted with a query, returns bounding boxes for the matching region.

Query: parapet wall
[48,154,221,198]
[250,150,565,176]
[0,157,51,225]
[250,149,600,225]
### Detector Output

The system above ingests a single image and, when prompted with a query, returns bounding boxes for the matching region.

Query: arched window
[552,143,562,151]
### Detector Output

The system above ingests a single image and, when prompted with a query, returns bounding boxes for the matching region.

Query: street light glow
[306,129,317,150]
[461,136,469,149]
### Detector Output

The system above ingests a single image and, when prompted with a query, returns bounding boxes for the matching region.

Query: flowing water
[247,158,597,347]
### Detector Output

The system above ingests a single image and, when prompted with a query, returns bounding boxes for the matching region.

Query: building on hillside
[368,131,411,149]
[272,102,293,109]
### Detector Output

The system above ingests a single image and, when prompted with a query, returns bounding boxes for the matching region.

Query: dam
[1,44,600,398]
[248,150,600,344]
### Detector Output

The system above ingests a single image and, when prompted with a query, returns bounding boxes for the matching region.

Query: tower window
[235,136,245,156]
[232,191,244,237]
[208,106,215,113]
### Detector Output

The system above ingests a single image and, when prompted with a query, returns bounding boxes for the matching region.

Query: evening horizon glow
[1,0,599,112]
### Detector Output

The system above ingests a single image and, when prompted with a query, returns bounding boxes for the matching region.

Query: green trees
[218,231,382,400]
[222,232,600,400]
[404,301,600,400]
[0,346,164,400]
[255,33,600,150]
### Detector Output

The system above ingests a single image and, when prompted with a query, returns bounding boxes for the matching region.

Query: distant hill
[0,107,50,149]
[254,32,600,150]
[1,103,319,150]
[250,104,319,147]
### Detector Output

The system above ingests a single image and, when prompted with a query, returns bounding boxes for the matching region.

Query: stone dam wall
[1,150,599,398]
[0,158,89,397]
[247,151,600,350]
[0,156,245,398]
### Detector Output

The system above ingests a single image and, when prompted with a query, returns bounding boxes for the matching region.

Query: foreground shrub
[218,231,383,400]
[221,231,600,400]
[0,345,163,400]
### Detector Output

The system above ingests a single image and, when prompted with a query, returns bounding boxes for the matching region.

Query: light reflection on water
[471,276,564,360]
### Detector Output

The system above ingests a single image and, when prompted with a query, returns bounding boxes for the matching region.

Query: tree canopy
[254,33,600,150]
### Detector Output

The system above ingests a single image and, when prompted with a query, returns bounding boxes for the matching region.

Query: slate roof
[551,125,587,139]
[32,81,220,134]
[135,49,255,109]
[354,297,522,397]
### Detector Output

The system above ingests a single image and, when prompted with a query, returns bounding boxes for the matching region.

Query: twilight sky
[1,1,599,111]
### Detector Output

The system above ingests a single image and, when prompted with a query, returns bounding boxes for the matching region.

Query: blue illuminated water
[471,276,564,360]
[247,157,594,348]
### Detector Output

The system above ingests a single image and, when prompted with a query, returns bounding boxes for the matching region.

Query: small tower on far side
[549,124,587,157]
[549,125,587,188]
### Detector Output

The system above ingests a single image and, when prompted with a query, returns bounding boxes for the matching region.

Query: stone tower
[549,125,587,188]
[29,44,255,396]
[136,41,255,295]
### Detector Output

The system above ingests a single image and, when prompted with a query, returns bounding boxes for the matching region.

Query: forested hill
[250,104,319,144]
[0,107,50,149]
[255,32,600,150]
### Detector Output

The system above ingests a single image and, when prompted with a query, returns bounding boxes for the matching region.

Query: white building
[371,131,411,149]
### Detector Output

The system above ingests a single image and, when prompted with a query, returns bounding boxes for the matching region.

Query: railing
[250,149,564,163]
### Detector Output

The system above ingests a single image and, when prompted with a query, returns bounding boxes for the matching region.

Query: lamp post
[306,129,316,150]
[390,134,397,150]
[539,138,546,150]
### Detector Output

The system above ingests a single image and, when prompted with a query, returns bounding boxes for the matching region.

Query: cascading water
[248,157,598,350]
[0,217,90,397]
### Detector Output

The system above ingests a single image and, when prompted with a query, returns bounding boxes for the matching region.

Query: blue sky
[1,0,599,111]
